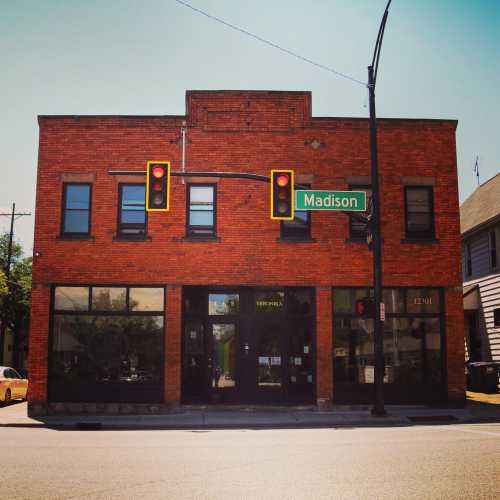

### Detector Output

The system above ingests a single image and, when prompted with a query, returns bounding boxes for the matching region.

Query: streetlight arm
[371,0,393,86]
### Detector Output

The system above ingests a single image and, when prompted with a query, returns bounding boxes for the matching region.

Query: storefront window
[91,287,126,312]
[54,287,89,311]
[129,287,164,312]
[332,287,443,403]
[50,286,165,403]
[406,289,440,314]
[50,315,164,400]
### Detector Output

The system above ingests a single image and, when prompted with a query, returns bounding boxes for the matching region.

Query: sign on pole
[295,190,366,211]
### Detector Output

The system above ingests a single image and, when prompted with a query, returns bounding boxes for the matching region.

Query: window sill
[277,237,316,243]
[113,235,152,242]
[57,235,95,241]
[401,238,439,245]
[183,236,220,242]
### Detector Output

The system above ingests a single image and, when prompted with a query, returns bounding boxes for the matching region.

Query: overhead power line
[174,0,366,87]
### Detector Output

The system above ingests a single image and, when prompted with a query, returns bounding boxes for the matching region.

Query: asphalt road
[2,405,499,500]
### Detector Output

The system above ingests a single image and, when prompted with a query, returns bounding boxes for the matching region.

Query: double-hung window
[118,184,147,237]
[61,183,91,236]
[404,186,435,239]
[187,184,216,237]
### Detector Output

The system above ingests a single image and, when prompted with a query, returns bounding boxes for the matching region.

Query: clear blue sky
[1,0,499,251]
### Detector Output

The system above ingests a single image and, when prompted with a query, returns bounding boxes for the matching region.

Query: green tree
[0,270,7,300]
[0,233,32,367]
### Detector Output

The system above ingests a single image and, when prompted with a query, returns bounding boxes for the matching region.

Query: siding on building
[462,224,500,282]
[463,272,500,362]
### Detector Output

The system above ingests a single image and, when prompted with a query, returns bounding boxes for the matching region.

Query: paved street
[2,403,500,500]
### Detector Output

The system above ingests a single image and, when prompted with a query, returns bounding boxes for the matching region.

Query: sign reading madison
[295,190,367,211]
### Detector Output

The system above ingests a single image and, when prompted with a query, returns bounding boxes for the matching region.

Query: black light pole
[369,0,392,417]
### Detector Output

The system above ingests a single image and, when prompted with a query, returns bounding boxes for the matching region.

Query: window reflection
[257,324,281,387]
[92,287,126,311]
[209,294,239,315]
[129,288,164,311]
[54,287,89,311]
[51,315,164,385]
[334,317,441,387]
[211,324,236,388]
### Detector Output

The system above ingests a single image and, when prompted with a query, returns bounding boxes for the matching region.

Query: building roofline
[37,114,457,125]
[461,212,500,239]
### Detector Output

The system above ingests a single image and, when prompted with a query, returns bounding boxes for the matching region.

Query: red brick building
[28,90,464,415]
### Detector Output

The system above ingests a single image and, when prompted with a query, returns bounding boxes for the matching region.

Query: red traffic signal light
[355,298,375,318]
[146,161,170,212]
[270,169,294,220]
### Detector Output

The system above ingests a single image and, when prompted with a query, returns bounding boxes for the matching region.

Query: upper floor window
[118,184,147,237]
[490,230,497,269]
[61,183,91,236]
[281,184,311,240]
[349,185,372,239]
[404,186,435,239]
[187,184,216,238]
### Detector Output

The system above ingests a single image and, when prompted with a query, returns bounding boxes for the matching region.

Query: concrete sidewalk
[2,400,500,430]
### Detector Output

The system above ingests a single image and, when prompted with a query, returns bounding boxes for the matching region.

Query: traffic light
[355,297,375,318]
[270,169,294,220]
[146,161,170,211]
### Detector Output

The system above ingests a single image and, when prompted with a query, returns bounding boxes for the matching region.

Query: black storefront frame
[48,284,166,404]
[332,286,447,405]
[181,286,317,405]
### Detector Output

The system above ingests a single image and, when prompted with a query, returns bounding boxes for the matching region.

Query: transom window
[118,184,147,237]
[61,183,91,236]
[404,186,435,239]
[187,184,216,237]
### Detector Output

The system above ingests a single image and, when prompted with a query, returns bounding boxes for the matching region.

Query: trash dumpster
[467,362,500,393]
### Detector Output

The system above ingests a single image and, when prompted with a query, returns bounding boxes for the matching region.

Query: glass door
[253,317,285,403]
[208,322,238,402]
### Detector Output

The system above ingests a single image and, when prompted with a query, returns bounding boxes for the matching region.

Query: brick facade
[28,90,464,413]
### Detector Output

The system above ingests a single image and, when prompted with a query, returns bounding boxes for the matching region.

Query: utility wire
[174,0,366,87]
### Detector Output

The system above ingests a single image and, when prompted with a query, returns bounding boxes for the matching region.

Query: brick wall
[29,90,464,407]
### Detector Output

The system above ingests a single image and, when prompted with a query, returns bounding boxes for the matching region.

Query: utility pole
[0,202,32,364]
[368,0,392,417]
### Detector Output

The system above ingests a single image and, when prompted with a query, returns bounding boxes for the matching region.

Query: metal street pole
[0,202,31,364]
[369,0,392,417]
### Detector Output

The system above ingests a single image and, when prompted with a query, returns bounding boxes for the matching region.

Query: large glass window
[50,286,165,403]
[118,185,147,237]
[92,287,126,312]
[54,287,89,311]
[404,186,435,239]
[61,184,91,235]
[333,287,443,403]
[187,184,216,237]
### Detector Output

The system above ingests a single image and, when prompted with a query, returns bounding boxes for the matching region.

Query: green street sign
[295,190,366,211]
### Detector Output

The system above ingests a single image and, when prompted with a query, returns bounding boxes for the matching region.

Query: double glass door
[182,288,314,404]
[207,316,285,403]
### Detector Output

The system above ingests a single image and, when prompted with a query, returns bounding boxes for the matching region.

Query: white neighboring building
[461,173,500,363]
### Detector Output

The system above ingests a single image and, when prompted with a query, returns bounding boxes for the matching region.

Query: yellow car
[0,366,28,404]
